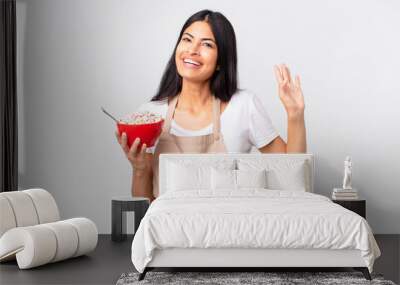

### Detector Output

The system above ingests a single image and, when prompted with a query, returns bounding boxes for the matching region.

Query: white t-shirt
[137,90,279,153]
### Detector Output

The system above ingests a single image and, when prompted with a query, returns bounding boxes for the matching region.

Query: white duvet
[131,190,381,273]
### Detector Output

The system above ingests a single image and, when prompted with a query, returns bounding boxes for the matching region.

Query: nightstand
[111,196,150,242]
[332,199,366,219]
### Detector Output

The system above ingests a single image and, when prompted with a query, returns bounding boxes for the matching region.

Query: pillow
[211,168,236,190]
[166,159,236,192]
[237,159,309,191]
[166,162,211,191]
[211,168,268,190]
[266,164,306,191]
[236,169,268,189]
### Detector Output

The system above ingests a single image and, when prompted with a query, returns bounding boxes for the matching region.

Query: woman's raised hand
[273,64,305,119]
[115,131,153,173]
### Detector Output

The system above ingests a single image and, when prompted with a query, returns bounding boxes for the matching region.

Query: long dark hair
[151,9,239,103]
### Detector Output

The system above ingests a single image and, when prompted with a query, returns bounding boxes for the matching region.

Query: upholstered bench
[0,188,98,269]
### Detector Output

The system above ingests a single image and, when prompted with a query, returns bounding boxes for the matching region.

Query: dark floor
[0,234,399,285]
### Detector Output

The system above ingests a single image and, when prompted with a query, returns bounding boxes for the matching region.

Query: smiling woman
[174,22,220,92]
[115,9,307,201]
[152,10,238,103]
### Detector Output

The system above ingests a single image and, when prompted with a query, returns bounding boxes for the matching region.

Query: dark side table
[332,199,366,219]
[111,196,150,242]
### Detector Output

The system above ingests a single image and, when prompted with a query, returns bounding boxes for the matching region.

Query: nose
[187,42,200,55]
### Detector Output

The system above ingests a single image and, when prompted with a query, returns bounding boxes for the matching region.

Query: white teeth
[184,59,201,66]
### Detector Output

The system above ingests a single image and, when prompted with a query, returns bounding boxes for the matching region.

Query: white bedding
[131,190,381,273]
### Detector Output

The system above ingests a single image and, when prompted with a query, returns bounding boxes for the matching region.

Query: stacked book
[332,188,359,200]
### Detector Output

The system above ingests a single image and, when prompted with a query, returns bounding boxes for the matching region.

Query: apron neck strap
[212,96,221,140]
[162,95,179,133]
[162,94,222,140]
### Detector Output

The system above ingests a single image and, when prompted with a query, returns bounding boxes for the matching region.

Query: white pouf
[0,189,98,269]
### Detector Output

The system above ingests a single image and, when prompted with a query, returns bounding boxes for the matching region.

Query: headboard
[159,153,314,195]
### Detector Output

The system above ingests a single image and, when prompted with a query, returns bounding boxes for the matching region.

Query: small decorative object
[332,156,358,200]
[342,156,352,190]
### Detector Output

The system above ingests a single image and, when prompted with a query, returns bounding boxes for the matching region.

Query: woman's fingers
[283,64,292,84]
[115,131,151,172]
[115,130,121,144]
[140,143,147,157]
[275,64,289,89]
[295,75,301,89]
[278,64,286,83]
[120,132,130,153]
[274,65,283,83]
[282,65,294,93]
[128,137,141,157]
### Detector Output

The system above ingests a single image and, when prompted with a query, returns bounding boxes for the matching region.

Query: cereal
[119,111,163,125]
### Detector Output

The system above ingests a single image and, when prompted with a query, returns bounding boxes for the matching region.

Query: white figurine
[342,156,352,190]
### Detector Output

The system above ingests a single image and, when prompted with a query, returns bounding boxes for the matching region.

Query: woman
[116,10,306,202]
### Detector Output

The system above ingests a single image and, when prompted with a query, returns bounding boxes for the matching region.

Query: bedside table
[332,199,366,219]
[111,196,150,242]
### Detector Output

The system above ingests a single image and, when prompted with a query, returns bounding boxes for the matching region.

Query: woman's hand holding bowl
[115,131,153,173]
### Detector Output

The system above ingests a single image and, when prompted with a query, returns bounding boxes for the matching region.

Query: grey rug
[116,271,396,285]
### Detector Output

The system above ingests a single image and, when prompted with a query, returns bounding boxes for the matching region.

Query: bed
[131,153,381,281]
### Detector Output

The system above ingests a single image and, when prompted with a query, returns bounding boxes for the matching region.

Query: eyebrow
[183,32,215,43]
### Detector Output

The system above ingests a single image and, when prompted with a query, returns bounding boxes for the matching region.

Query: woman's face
[175,21,218,83]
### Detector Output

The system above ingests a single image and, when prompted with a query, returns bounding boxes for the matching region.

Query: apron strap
[162,95,179,133]
[212,97,221,141]
[162,94,222,141]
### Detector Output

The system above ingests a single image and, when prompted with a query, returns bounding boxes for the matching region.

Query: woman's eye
[181,38,212,48]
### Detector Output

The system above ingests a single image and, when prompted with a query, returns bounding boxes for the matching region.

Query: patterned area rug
[116,271,396,285]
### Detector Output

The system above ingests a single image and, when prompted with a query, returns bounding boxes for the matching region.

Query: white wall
[16,0,400,234]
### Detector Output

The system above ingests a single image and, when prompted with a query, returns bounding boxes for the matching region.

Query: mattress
[131,189,381,273]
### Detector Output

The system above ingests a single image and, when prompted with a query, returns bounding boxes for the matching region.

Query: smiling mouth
[183,58,202,66]
[183,61,202,69]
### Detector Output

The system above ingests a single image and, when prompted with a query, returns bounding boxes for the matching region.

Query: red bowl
[117,119,164,148]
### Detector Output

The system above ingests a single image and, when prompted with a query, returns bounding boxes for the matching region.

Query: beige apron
[152,95,227,197]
